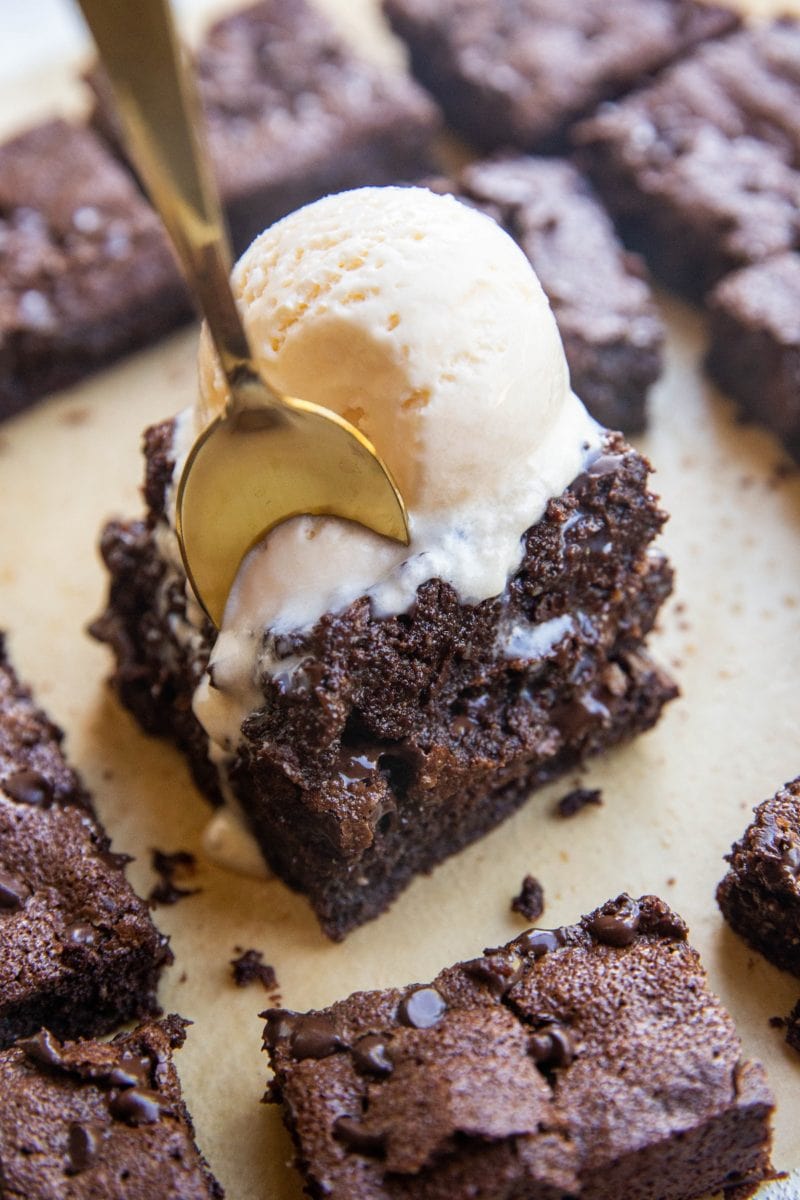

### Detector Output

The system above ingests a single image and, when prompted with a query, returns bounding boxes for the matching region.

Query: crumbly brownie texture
[435,156,664,432]
[787,1000,800,1054]
[0,1015,223,1198]
[264,894,774,1199]
[0,635,171,1048]
[0,120,189,421]
[717,778,800,977]
[574,21,800,298]
[706,253,800,460]
[93,421,676,940]
[89,0,440,256]
[383,0,739,153]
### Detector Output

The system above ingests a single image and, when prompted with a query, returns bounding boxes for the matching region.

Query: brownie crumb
[231,948,279,994]
[768,1016,786,1029]
[787,1002,800,1053]
[511,875,545,922]
[148,850,200,907]
[556,787,603,818]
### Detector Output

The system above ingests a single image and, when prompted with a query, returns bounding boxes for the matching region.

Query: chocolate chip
[66,1122,101,1174]
[290,1015,342,1060]
[107,1051,152,1089]
[351,1035,393,1077]
[511,875,545,922]
[587,896,641,947]
[3,769,53,806]
[19,1028,66,1070]
[398,987,446,1029]
[64,922,98,948]
[513,928,565,958]
[529,1024,575,1069]
[262,1010,298,1051]
[0,866,28,910]
[333,1115,386,1156]
[783,844,800,876]
[108,1087,165,1125]
[465,952,524,998]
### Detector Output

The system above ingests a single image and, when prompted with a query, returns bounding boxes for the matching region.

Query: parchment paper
[0,3,798,1197]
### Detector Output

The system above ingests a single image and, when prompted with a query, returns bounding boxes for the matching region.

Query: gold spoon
[77,0,409,628]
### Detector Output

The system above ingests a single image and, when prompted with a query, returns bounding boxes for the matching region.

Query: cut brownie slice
[263,894,774,1199]
[717,777,800,977]
[92,423,676,940]
[706,253,800,460]
[0,1016,222,1197]
[0,120,189,421]
[383,0,739,152]
[574,21,800,298]
[0,634,171,1048]
[434,156,664,431]
[89,0,440,255]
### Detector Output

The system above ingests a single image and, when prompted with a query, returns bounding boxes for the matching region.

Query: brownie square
[574,21,800,298]
[383,0,740,153]
[0,1016,222,1197]
[717,777,800,977]
[264,894,774,1199]
[0,119,190,421]
[435,157,664,432]
[90,0,441,255]
[92,422,676,941]
[0,634,171,1048]
[706,253,800,459]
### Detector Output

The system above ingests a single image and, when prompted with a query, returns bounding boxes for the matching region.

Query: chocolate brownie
[706,253,800,459]
[0,119,189,421]
[0,1016,223,1197]
[264,894,774,1199]
[787,1000,800,1054]
[383,0,739,153]
[0,634,171,1047]
[92,423,676,941]
[717,777,800,977]
[574,21,800,298]
[89,0,440,256]
[434,157,664,431]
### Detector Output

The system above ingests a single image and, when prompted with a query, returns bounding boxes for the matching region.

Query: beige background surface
[0,2,798,1197]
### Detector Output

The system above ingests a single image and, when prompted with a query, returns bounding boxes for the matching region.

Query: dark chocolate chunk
[107,1051,153,1089]
[230,948,278,992]
[19,1028,67,1071]
[332,1115,386,1156]
[465,952,524,998]
[3,769,53,807]
[64,921,99,948]
[0,867,28,910]
[511,875,545,922]
[397,987,447,1029]
[108,1086,166,1125]
[351,1034,393,1077]
[556,787,603,818]
[587,895,641,947]
[290,1015,342,1061]
[66,1122,101,1174]
[513,928,565,958]
[262,1010,298,1051]
[529,1024,575,1069]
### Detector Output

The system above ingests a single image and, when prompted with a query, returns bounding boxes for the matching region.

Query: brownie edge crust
[93,425,676,939]
[263,895,774,1200]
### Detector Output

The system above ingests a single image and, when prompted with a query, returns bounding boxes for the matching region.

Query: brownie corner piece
[264,893,774,1199]
[0,118,189,420]
[0,1015,223,1198]
[717,777,800,976]
[447,154,664,432]
[0,637,172,1047]
[383,0,740,153]
[706,252,800,459]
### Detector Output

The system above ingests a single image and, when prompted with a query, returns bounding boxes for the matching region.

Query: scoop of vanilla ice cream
[192,186,599,643]
[184,186,601,759]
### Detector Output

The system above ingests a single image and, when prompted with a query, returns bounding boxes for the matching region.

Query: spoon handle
[77,0,276,406]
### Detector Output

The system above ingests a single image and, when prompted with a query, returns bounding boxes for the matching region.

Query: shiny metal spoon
[77,0,409,628]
